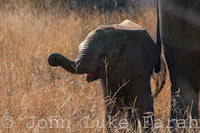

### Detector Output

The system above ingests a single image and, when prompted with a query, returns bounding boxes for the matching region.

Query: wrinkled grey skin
[157,0,200,129]
[48,20,160,131]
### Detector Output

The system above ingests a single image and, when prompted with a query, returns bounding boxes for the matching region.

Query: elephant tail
[154,0,161,73]
[152,0,166,98]
[152,51,167,98]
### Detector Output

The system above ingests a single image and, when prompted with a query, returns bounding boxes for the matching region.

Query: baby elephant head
[48,20,160,83]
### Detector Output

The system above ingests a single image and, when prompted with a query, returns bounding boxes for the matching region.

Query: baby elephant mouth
[86,73,100,82]
[86,68,102,82]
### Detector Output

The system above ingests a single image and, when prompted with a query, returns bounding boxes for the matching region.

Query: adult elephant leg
[177,76,198,118]
[178,78,199,119]
[170,81,185,128]
[170,76,199,130]
[180,82,198,119]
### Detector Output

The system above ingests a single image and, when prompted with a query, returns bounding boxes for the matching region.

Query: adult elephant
[157,0,200,129]
[48,20,160,132]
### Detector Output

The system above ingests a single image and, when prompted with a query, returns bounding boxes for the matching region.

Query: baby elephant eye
[99,54,106,59]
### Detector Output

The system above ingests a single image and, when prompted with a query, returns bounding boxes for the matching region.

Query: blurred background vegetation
[0,0,155,14]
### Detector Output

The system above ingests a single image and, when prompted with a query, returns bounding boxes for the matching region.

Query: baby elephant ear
[115,30,130,52]
[104,29,129,67]
[119,32,129,45]
[107,30,129,60]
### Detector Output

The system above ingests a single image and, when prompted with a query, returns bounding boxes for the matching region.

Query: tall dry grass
[0,4,172,133]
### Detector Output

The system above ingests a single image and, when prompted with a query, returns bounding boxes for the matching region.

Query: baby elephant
[48,20,160,132]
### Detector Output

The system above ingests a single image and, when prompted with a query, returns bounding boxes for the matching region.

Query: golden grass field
[0,3,173,133]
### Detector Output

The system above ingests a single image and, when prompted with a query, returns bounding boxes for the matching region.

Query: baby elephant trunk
[48,53,85,74]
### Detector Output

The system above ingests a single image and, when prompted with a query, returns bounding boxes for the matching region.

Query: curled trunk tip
[48,53,62,67]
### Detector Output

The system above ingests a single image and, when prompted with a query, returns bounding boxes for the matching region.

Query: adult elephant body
[48,20,160,131]
[158,0,200,127]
